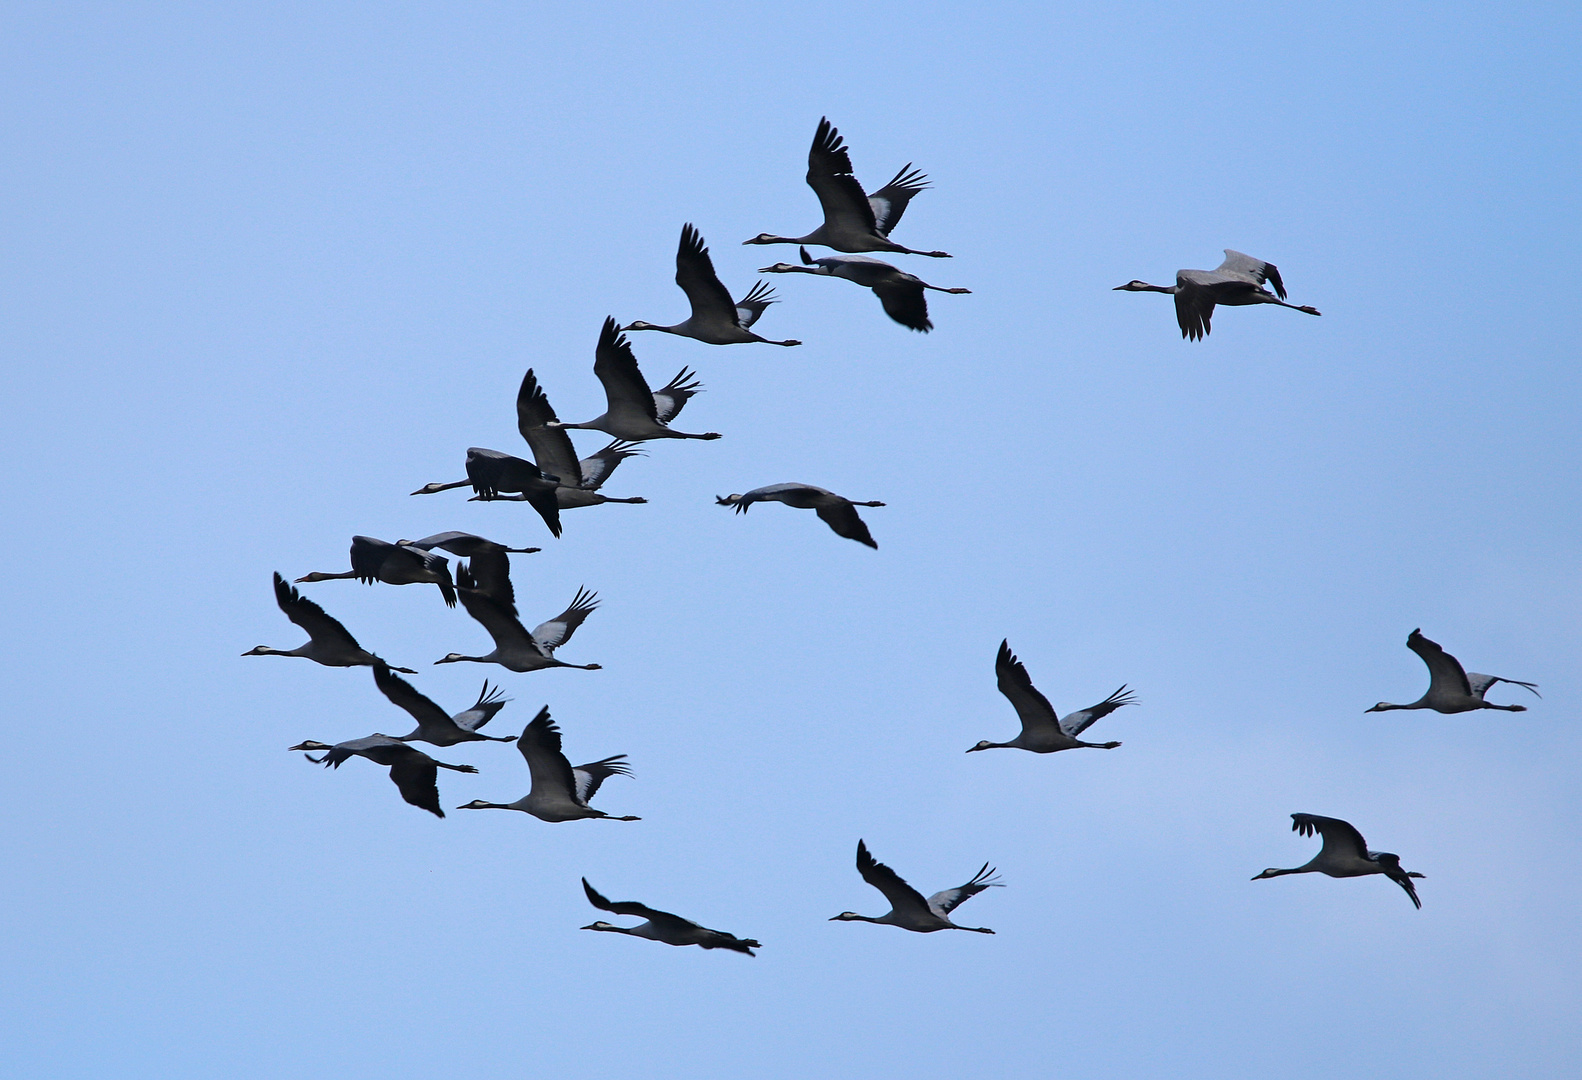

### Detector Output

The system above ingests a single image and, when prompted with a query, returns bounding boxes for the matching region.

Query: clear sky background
[2,3,1579,1078]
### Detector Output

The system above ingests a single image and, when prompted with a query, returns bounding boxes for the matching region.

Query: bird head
[965,740,996,753]
[293,572,335,583]
[1112,280,1152,291]
[241,646,272,656]
[434,654,467,665]
[581,921,618,932]
[1251,868,1282,880]
[410,483,452,495]
[1365,702,1393,713]
[622,321,658,332]
[829,912,863,922]
[287,741,333,753]
[742,234,779,246]
[455,800,494,810]
[757,263,802,274]
[715,494,743,507]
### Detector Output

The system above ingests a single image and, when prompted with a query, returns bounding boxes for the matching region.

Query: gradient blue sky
[3,3,1579,1078]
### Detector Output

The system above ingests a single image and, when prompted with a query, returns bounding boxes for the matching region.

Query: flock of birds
[245,118,1540,952]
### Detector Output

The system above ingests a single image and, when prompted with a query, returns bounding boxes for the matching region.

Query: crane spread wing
[866,164,929,237]
[594,317,659,422]
[806,117,879,237]
[455,564,535,652]
[651,368,702,424]
[995,640,1062,738]
[402,531,476,554]
[578,440,644,489]
[516,368,583,484]
[531,587,599,652]
[1059,685,1137,737]
[581,878,696,932]
[674,223,741,324]
[1217,250,1286,298]
[733,280,778,329]
[1173,279,1214,341]
[1406,629,1473,698]
[347,536,393,583]
[814,499,878,548]
[872,281,932,332]
[856,840,932,918]
[1465,672,1540,700]
[516,707,582,805]
[460,549,517,616]
[452,680,510,731]
[386,751,446,817]
[574,754,633,803]
[272,573,364,652]
[926,863,1002,917]
[1291,813,1370,862]
[373,661,451,730]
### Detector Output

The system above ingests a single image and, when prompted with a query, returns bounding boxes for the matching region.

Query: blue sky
[2,3,1579,1077]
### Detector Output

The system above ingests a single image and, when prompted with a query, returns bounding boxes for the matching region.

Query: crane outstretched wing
[995,640,1062,737]
[674,223,740,324]
[1406,629,1473,698]
[531,587,599,652]
[927,863,1003,917]
[272,573,364,653]
[814,500,878,548]
[594,318,659,422]
[806,117,879,237]
[1291,813,1370,862]
[651,368,702,424]
[733,280,778,328]
[867,164,929,237]
[452,681,510,731]
[855,840,932,918]
[1059,685,1137,737]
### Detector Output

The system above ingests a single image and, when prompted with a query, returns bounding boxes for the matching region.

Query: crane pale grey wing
[926,863,1003,916]
[733,280,778,328]
[1059,686,1137,737]
[578,440,645,489]
[573,755,632,803]
[866,164,930,236]
[1466,672,1541,700]
[531,587,599,651]
[452,680,510,731]
[1217,250,1285,298]
[651,368,702,424]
